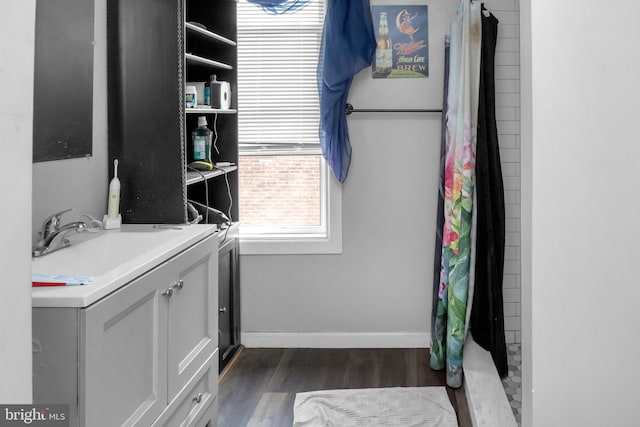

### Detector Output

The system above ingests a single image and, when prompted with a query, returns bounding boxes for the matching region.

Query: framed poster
[372,5,429,79]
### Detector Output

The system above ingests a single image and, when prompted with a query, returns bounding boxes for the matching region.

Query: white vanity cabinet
[32,228,218,427]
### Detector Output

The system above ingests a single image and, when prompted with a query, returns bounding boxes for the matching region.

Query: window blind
[237,0,325,155]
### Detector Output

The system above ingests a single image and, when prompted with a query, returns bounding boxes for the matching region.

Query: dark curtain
[469,8,508,378]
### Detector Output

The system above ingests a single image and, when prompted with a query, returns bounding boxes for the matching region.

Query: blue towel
[318,0,375,182]
[246,0,310,14]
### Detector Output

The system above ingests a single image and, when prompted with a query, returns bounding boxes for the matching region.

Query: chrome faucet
[33,208,88,257]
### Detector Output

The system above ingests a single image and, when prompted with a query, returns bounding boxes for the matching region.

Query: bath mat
[293,386,458,427]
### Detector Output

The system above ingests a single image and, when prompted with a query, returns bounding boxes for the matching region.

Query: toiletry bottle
[186,85,197,108]
[192,116,213,163]
[205,75,217,107]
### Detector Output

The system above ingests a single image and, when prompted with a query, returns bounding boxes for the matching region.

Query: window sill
[239,233,342,255]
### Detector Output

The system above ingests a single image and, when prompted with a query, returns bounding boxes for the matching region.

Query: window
[237,0,341,254]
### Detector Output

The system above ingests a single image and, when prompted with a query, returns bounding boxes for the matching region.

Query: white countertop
[32,224,217,308]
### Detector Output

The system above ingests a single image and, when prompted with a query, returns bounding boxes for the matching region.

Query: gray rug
[293,386,458,427]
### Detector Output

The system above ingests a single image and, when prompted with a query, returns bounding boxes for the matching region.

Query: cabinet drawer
[158,351,218,427]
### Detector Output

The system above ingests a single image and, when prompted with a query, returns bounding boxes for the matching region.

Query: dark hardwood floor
[217,347,472,427]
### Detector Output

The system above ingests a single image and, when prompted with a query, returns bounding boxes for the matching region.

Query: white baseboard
[241,332,431,348]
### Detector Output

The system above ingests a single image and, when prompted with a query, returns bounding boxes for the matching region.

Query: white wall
[240,0,455,347]
[0,0,108,401]
[522,1,640,425]
[240,0,522,347]
[0,0,36,403]
[31,0,108,244]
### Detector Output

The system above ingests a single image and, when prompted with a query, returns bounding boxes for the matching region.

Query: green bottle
[205,75,217,106]
[192,116,212,163]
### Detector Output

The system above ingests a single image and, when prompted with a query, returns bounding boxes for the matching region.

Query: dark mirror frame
[33,0,94,163]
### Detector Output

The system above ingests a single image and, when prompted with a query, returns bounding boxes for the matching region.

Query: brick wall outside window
[239,155,321,226]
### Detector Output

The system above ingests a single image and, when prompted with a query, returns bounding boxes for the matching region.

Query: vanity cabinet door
[81,266,169,427]
[218,236,240,372]
[167,236,218,402]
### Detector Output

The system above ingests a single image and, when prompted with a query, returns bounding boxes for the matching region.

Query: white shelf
[186,165,238,185]
[186,53,233,70]
[185,22,237,47]
[186,107,237,115]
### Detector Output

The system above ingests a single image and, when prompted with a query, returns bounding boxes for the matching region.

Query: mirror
[33,0,94,162]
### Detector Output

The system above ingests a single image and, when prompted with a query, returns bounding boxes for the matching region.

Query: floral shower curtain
[430,0,483,389]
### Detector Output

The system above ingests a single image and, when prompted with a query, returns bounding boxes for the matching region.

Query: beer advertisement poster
[371,5,429,79]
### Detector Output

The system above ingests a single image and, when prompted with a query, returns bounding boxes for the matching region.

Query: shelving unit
[184,3,241,374]
[107,0,241,374]
[107,0,239,224]
[185,0,239,224]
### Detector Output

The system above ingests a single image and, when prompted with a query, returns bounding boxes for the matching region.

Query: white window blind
[237,0,325,155]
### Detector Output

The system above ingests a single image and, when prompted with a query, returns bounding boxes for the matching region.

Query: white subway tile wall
[490,0,521,344]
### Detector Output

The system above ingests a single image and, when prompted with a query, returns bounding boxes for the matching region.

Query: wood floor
[217,347,472,427]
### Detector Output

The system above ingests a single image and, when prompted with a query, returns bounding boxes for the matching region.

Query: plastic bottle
[205,75,217,106]
[192,116,213,163]
[185,85,197,108]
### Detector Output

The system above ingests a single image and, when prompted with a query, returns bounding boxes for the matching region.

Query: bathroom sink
[34,225,193,277]
[32,224,216,308]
